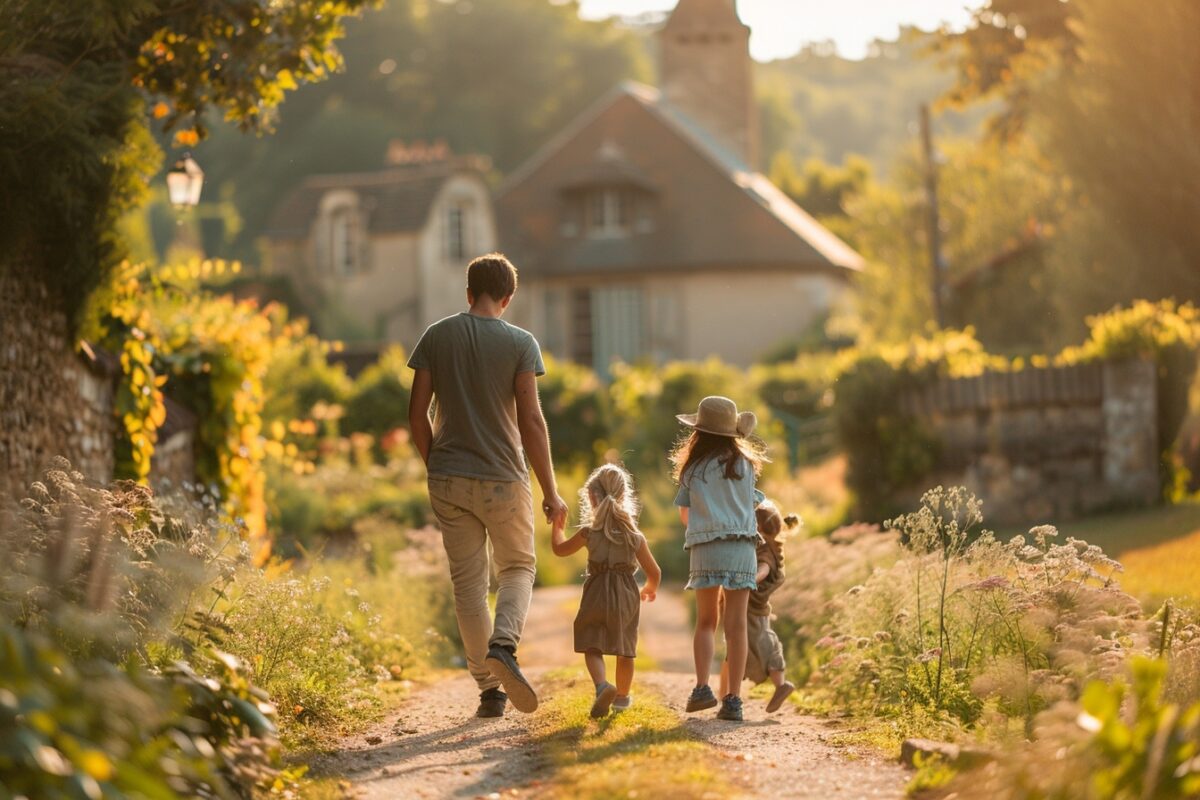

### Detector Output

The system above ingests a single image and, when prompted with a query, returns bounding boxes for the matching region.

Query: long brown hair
[671,430,768,483]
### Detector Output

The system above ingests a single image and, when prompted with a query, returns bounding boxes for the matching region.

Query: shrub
[811,488,1147,726]
[949,657,1200,799]
[219,572,381,748]
[831,329,1005,519]
[539,355,612,469]
[343,345,412,441]
[0,461,288,797]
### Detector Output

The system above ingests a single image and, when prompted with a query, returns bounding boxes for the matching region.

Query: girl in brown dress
[552,464,662,718]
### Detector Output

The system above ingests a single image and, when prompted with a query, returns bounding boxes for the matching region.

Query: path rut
[317,586,908,799]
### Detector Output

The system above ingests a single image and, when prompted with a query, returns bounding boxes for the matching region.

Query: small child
[671,395,768,723]
[718,500,799,712]
[552,463,662,718]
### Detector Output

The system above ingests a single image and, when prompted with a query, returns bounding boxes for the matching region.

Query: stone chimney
[659,0,759,169]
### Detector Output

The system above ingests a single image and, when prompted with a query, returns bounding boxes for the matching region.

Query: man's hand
[542,493,569,526]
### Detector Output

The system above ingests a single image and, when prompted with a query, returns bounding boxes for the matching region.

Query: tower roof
[663,0,746,31]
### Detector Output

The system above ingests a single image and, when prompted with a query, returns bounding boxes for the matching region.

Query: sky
[576,0,975,61]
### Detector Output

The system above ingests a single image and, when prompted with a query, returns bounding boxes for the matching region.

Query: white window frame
[445,201,470,261]
[586,188,628,238]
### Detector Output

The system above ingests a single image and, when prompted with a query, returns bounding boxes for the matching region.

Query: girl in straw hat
[552,463,662,718]
[671,396,769,722]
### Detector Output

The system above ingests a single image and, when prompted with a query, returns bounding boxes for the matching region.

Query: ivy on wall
[100,259,324,555]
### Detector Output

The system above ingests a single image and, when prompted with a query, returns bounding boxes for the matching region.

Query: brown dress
[573,529,646,659]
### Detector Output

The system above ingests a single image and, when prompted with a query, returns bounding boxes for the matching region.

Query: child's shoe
[716,694,744,722]
[475,687,508,718]
[685,684,719,712]
[590,682,618,719]
[766,681,795,713]
[612,694,632,713]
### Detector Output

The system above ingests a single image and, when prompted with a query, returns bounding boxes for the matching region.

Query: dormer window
[587,188,630,237]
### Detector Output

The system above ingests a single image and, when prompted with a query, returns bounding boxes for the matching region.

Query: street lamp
[166,153,204,207]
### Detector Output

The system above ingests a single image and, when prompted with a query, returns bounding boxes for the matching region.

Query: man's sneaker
[716,694,744,722]
[766,681,795,713]
[613,694,632,713]
[476,687,507,718]
[590,682,618,719]
[485,645,538,713]
[685,684,719,713]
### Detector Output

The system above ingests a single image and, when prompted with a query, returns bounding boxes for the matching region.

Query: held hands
[550,515,567,548]
[542,493,569,526]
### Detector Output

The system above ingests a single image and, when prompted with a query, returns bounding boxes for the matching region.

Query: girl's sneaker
[612,694,632,712]
[716,694,744,722]
[685,685,719,712]
[766,681,795,713]
[591,682,618,719]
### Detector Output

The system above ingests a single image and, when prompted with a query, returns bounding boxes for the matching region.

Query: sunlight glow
[577,0,975,61]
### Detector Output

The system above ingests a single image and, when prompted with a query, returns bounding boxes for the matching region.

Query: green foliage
[0,625,245,800]
[539,356,612,469]
[263,334,353,429]
[757,34,989,171]
[343,346,412,441]
[926,0,1078,139]
[609,358,774,474]
[832,330,1003,517]
[197,0,648,258]
[0,0,374,325]
[769,153,873,221]
[0,460,291,798]
[949,657,1200,799]
[809,488,1147,729]
[1059,300,1200,495]
[100,260,323,545]
[846,136,1069,351]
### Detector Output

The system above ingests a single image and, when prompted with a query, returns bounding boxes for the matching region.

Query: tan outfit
[428,475,536,691]
[746,535,787,683]
[573,529,646,659]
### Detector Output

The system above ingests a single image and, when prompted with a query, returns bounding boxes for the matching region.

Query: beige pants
[427,475,537,691]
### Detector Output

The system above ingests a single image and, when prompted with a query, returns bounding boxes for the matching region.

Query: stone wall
[899,359,1159,524]
[1,270,119,499]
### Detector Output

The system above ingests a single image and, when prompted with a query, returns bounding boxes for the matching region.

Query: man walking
[408,253,569,718]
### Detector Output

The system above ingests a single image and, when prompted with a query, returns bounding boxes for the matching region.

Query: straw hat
[676,396,757,439]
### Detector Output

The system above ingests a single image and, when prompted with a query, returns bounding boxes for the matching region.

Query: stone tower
[659,0,759,169]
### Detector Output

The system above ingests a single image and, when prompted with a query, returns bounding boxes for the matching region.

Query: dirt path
[318,586,908,799]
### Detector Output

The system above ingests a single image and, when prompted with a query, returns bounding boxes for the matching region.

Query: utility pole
[920,103,947,329]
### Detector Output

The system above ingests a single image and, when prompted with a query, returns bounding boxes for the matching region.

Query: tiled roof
[496,82,865,278]
[265,162,480,240]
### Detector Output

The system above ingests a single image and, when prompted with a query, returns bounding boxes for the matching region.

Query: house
[263,147,497,345]
[497,0,863,370]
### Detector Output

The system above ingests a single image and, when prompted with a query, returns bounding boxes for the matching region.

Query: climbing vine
[100,259,321,553]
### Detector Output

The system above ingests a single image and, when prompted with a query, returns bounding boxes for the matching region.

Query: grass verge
[525,671,746,799]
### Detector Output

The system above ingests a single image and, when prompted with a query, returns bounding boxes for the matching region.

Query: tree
[194,0,647,259]
[0,0,376,325]
[1044,0,1200,318]
[927,0,1079,138]
[846,136,1069,350]
[0,0,374,498]
[769,153,873,221]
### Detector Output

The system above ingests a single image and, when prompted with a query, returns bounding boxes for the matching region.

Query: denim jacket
[674,457,765,549]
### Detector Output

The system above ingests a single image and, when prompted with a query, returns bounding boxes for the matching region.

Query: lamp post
[166,153,204,207]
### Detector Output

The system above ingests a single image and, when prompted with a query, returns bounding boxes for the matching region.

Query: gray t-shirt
[408,312,545,482]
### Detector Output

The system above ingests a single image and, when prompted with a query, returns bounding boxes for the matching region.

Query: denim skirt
[685,536,757,591]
